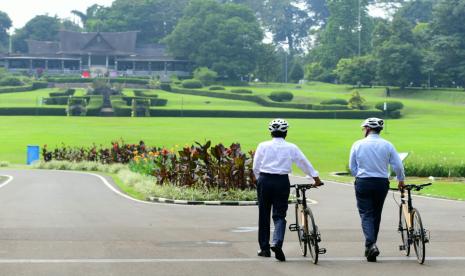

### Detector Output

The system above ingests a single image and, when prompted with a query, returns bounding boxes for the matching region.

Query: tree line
[0,0,464,86]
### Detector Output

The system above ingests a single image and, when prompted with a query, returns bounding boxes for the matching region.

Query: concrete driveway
[0,169,464,275]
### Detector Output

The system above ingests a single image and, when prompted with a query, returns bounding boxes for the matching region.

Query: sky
[1,0,115,30]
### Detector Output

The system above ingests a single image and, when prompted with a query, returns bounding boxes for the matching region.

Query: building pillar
[164,62,167,73]
[29,59,33,70]
[79,59,82,71]
[115,60,118,71]
[61,60,65,72]
[45,60,48,70]
[105,56,109,69]
[133,61,136,71]
[88,54,91,68]
[149,61,152,72]
[5,59,8,69]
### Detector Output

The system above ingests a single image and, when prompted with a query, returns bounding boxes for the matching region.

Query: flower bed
[41,141,256,192]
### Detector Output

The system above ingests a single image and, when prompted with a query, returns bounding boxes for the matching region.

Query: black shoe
[366,244,380,262]
[257,249,271,257]
[270,246,286,262]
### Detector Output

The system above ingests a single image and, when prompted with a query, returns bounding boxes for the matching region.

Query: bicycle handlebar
[403,183,432,191]
[291,183,324,189]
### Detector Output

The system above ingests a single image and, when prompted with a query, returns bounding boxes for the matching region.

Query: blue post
[27,145,40,165]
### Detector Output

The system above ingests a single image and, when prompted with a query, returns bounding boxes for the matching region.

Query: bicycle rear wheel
[412,208,426,264]
[399,205,411,256]
[305,208,319,264]
[295,204,307,256]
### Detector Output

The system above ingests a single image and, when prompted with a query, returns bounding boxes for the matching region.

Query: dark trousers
[355,177,389,248]
[257,173,290,251]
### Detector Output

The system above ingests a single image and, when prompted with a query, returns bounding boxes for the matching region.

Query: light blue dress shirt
[349,134,405,181]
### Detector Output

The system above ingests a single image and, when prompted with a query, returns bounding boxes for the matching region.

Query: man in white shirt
[349,117,405,262]
[253,118,322,261]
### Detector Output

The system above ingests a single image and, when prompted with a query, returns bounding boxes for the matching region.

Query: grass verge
[32,161,256,202]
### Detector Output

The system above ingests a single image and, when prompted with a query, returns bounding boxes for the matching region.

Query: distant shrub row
[269,91,294,102]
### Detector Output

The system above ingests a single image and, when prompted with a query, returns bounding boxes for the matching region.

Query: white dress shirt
[349,134,405,181]
[253,138,319,179]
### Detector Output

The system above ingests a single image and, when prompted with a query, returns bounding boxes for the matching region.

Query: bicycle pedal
[318,248,327,254]
[288,224,298,232]
[424,229,431,243]
[399,245,406,251]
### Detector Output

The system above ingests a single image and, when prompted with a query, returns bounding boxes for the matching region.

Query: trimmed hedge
[375,101,404,112]
[86,96,104,116]
[0,76,24,86]
[133,90,158,98]
[0,107,66,116]
[231,89,253,94]
[121,96,167,106]
[209,86,226,91]
[269,91,294,102]
[160,83,172,91]
[182,79,203,89]
[320,99,349,105]
[312,104,350,110]
[49,89,75,97]
[32,81,49,90]
[111,97,132,116]
[0,85,34,94]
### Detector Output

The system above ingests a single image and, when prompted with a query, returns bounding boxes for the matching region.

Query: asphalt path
[0,169,464,276]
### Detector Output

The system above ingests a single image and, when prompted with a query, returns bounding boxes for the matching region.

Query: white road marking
[0,175,13,189]
[0,256,463,264]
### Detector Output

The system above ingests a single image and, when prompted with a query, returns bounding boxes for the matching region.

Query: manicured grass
[0,82,464,199]
[123,89,299,111]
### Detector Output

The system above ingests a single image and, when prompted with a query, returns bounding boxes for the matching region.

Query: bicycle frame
[401,189,414,228]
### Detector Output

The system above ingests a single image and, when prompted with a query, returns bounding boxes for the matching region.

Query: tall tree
[222,0,329,54]
[396,0,435,24]
[255,43,281,83]
[164,0,263,79]
[79,0,189,44]
[12,15,80,53]
[375,17,422,87]
[0,11,12,51]
[312,0,374,70]
[430,0,465,86]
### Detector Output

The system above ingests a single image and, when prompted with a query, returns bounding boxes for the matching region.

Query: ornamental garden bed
[39,141,257,201]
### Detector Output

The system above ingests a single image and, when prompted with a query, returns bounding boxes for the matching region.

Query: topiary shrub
[320,99,349,105]
[0,76,24,86]
[160,83,172,91]
[269,91,294,102]
[209,86,226,91]
[389,110,402,118]
[182,79,203,89]
[231,89,253,94]
[375,101,404,112]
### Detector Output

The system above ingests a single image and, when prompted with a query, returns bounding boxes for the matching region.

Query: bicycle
[288,183,326,264]
[397,183,432,264]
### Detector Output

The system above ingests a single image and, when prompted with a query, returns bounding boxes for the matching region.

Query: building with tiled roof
[1,31,192,77]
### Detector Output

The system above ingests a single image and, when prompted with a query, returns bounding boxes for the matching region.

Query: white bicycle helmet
[268,118,289,132]
[361,117,384,129]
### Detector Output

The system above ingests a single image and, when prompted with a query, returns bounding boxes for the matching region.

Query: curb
[147,197,297,206]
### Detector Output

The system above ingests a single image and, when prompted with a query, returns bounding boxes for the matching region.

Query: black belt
[260,172,288,176]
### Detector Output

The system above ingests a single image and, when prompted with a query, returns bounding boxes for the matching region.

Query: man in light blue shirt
[349,118,405,262]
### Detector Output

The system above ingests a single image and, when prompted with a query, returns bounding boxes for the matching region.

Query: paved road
[0,169,464,276]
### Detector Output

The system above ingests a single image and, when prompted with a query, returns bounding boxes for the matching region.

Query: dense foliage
[41,141,257,191]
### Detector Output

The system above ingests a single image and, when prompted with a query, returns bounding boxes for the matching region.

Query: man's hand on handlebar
[398,180,405,190]
[313,177,323,187]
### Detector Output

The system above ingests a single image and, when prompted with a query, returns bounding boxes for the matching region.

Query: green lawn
[0,82,464,199]
[0,88,86,107]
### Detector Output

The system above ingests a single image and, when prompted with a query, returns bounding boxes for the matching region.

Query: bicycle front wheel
[305,208,319,264]
[412,208,426,264]
[399,205,411,256]
[295,204,307,256]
